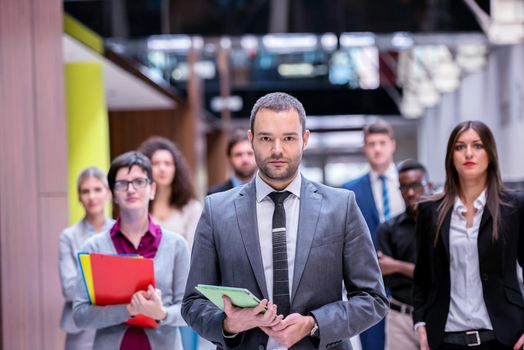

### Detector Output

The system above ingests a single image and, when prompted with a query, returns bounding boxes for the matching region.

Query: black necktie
[268,191,291,316]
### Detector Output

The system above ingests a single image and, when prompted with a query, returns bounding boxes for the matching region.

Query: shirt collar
[255,171,302,203]
[82,218,96,233]
[370,162,398,183]
[110,214,161,238]
[230,175,245,188]
[453,189,487,216]
[82,217,113,233]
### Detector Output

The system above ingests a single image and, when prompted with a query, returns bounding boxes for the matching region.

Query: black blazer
[413,192,524,348]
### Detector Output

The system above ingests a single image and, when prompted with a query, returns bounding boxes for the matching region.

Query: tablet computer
[195,284,266,312]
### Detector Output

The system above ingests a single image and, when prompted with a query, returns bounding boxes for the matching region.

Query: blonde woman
[59,167,114,350]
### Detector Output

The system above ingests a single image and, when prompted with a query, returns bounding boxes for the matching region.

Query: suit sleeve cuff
[223,330,239,338]
[414,321,426,332]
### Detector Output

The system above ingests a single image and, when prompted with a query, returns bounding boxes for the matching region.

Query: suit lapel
[477,209,493,258]
[363,174,380,225]
[291,178,322,303]
[234,181,269,300]
[478,208,492,235]
[440,209,452,262]
[441,205,492,260]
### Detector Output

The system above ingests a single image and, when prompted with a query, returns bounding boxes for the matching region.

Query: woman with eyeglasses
[138,136,202,251]
[413,121,524,350]
[73,152,189,350]
[59,167,114,350]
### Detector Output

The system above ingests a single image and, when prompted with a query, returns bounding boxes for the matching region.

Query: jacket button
[482,273,489,281]
[258,345,265,350]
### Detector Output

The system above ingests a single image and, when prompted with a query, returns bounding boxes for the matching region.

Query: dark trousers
[359,318,385,350]
[437,340,512,350]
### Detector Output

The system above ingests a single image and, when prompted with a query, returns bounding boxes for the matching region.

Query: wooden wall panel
[0,0,67,348]
[0,0,43,347]
[109,109,178,158]
[33,0,68,193]
[175,104,199,173]
[34,0,68,346]
[206,130,229,188]
[40,197,68,350]
[108,108,201,172]
[33,0,68,346]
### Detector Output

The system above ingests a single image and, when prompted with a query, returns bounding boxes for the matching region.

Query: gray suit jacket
[182,176,388,350]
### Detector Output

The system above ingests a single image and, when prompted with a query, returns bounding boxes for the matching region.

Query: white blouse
[445,190,493,331]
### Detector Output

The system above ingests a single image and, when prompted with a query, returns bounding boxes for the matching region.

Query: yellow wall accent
[65,63,111,224]
[63,14,104,54]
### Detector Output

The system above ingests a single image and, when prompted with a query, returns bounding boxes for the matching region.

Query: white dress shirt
[370,163,405,222]
[445,190,493,331]
[255,172,302,350]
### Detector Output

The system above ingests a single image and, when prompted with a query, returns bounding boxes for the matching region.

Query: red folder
[89,253,158,328]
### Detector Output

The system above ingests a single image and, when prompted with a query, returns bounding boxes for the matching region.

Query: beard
[233,163,256,179]
[258,157,301,181]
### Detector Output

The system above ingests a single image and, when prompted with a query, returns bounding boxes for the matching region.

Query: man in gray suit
[182,92,388,350]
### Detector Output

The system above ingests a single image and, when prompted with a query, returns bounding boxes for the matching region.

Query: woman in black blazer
[413,120,524,350]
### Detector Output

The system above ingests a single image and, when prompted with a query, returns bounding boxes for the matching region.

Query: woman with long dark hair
[139,136,202,250]
[413,120,524,350]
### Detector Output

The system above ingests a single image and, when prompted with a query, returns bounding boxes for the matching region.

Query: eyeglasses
[399,182,426,193]
[114,178,151,192]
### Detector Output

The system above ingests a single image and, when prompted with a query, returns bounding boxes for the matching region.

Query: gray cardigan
[72,229,189,350]
[58,218,114,333]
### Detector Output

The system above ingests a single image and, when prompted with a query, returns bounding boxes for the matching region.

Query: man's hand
[260,314,315,348]
[222,295,283,335]
[513,333,524,349]
[416,325,430,350]
[128,285,167,321]
[377,251,415,277]
[377,251,398,275]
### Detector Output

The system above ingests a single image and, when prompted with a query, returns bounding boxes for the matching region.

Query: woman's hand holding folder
[127,285,167,322]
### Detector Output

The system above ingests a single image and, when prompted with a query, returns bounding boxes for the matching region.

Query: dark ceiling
[65,0,488,38]
[65,0,489,118]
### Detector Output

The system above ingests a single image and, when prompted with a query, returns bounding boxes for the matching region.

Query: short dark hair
[398,159,427,174]
[363,120,394,140]
[249,92,306,133]
[138,136,196,208]
[227,130,249,157]
[107,151,152,195]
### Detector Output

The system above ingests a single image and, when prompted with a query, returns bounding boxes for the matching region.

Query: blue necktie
[268,191,291,316]
[379,175,391,221]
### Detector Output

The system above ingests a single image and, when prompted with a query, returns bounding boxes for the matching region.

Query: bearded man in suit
[182,92,388,350]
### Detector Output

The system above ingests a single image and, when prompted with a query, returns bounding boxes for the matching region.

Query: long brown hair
[138,136,196,209]
[434,120,505,245]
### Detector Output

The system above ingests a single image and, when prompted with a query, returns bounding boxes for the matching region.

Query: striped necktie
[379,175,391,221]
[268,191,291,316]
